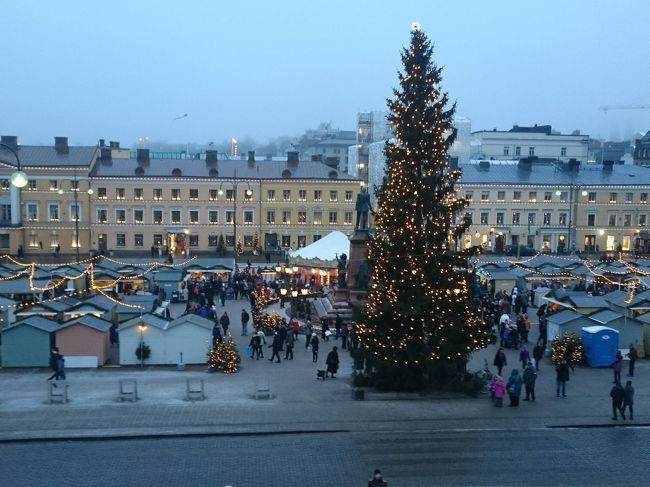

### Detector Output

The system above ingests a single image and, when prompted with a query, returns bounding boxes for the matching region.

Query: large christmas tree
[361,26,486,390]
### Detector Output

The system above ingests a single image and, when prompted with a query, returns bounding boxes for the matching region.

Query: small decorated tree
[262,312,282,335]
[236,237,243,256]
[252,232,260,255]
[551,334,583,365]
[207,338,241,373]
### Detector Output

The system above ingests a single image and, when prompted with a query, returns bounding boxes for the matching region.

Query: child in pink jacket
[494,376,506,408]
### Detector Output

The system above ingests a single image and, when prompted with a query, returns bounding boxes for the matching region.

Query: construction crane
[599,104,650,113]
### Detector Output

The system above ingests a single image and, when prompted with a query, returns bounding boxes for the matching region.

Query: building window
[28,179,37,191]
[244,235,253,248]
[528,147,535,156]
[314,190,322,201]
[116,234,126,247]
[561,147,567,157]
[478,212,488,224]
[70,202,80,222]
[588,192,596,203]
[639,214,647,227]
[97,187,107,199]
[625,193,633,204]
[50,180,59,191]
[559,213,567,225]
[515,146,521,156]
[208,235,218,246]
[133,209,144,224]
[465,191,473,201]
[313,211,322,225]
[226,235,235,248]
[608,214,617,227]
[298,190,307,201]
[464,212,473,225]
[225,210,234,224]
[29,233,38,248]
[496,212,504,225]
[313,234,321,242]
[298,211,307,224]
[189,235,199,247]
[226,189,234,201]
[641,193,648,204]
[266,210,275,224]
[153,188,162,201]
[329,191,338,202]
[623,214,632,227]
[49,233,59,248]
[513,191,521,202]
[0,180,9,191]
[283,190,291,202]
[48,203,60,222]
[496,191,505,202]
[609,192,617,203]
[344,211,353,225]
[528,191,537,203]
[153,209,163,225]
[153,234,163,246]
[116,188,125,200]
[27,203,39,222]
[543,212,551,225]
[209,189,218,201]
[587,214,596,226]
[503,146,509,156]
[329,211,338,224]
[0,234,9,249]
[244,189,253,201]
[542,235,551,250]
[243,210,253,224]
[512,212,520,225]
[189,189,199,200]
[267,190,275,201]
[0,204,9,222]
[345,191,353,202]
[281,235,291,248]
[282,210,291,224]
[297,235,306,248]
[481,191,489,202]
[544,192,552,202]
[527,213,536,225]
[134,234,144,247]
[71,180,79,192]
[172,189,181,201]
[559,191,568,203]
[97,208,107,223]
[116,209,126,224]
[189,210,199,224]
[171,210,181,224]
[134,188,143,200]
[209,210,219,224]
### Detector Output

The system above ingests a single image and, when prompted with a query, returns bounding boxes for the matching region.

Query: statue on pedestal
[355,260,370,290]
[336,253,348,289]
[355,186,374,230]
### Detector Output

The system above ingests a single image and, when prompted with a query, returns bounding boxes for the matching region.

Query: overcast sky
[2,0,648,147]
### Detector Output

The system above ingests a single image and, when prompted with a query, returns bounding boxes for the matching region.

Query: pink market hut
[55,315,113,367]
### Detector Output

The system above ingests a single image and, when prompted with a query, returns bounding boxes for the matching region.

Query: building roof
[0,278,51,295]
[459,163,650,187]
[569,295,609,309]
[58,315,112,332]
[91,158,358,181]
[0,145,97,168]
[588,310,624,324]
[120,313,168,331]
[546,309,583,325]
[3,316,59,333]
[167,313,214,330]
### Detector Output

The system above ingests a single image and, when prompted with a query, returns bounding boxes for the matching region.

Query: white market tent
[289,231,350,262]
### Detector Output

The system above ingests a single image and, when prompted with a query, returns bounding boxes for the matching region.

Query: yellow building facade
[460,161,650,255]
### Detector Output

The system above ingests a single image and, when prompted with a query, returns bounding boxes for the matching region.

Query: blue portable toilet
[581,326,619,367]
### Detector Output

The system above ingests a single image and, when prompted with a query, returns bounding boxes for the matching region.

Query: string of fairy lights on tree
[360,24,487,386]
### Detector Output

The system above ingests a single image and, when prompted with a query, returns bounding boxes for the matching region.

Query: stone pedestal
[347,230,370,288]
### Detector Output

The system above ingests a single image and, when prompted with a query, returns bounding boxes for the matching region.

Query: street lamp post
[218,168,252,259]
[59,169,93,261]
[0,143,29,189]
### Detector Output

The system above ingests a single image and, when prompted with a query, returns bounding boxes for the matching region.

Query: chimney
[248,151,255,163]
[479,160,490,170]
[100,148,112,163]
[54,136,69,154]
[136,148,150,164]
[0,135,18,151]
[109,141,120,149]
[311,154,323,162]
[568,158,580,172]
[98,139,105,147]
[205,150,218,164]
[518,156,534,171]
[287,151,299,165]
[603,160,614,171]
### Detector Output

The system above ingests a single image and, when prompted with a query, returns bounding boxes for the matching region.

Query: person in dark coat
[310,334,320,363]
[268,333,282,363]
[506,369,522,407]
[47,348,61,381]
[219,312,230,336]
[212,324,222,346]
[532,342,544,371]
[249,334,262,360]
[334,314,342,339]
[627,344,638,377]
[321,318,330,341]
[523,362,537,402]
[612,351,623,384]
[284,335,294,360]
[368,469,388,487]
[519,346,530,370]
[219,287,227,307]
[241,309,250,336]
[564,342,575,372]
[493,348,507,376]
[55,354,66,381]
[555,359,570,398]
[325,346,339,378]
[610,381,626,420]
[623,380,635,420]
